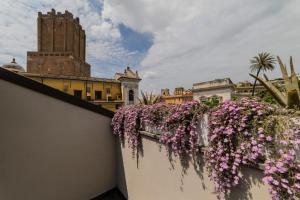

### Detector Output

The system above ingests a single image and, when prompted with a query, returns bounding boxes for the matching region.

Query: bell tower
[115,66,141,106]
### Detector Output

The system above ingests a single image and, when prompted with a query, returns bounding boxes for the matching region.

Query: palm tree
[250,52,276,96]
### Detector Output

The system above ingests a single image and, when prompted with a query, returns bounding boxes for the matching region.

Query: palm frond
[249,52,276,72]
[138,90,161,105]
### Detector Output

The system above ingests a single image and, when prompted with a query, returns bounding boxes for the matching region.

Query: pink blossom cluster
[111,105,143,150]
[111,98,300,200]
[205,98,274,195]
[263,128,300,199]
[140,103,171,129]
[111,106,126,137]
[112,101,208,155]
[123,105,143,149]
[159,101,208,156]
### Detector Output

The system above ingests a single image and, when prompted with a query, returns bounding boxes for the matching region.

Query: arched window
[129,90,134,102]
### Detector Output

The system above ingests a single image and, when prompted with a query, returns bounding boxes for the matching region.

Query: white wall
[193,88,232,101]
[117,135,271,200]
[121,81,139,105]
[0,79,117,200]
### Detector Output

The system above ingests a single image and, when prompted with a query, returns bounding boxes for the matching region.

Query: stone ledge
[139,131,160,140]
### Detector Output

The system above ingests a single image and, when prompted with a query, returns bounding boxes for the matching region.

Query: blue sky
[118,23,153,53]
[84,0,154,77]
[1,0,300,93]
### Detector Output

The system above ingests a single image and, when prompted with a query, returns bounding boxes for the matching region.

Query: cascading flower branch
[111,106,126,139]
[111,105,143,151]
[159,101,208,156]
[140,103,171,130]
[112,97,300,200]
[263,127,300,199]
[123,105,143,149]
[205,98,275,196]
[112,101,208,156]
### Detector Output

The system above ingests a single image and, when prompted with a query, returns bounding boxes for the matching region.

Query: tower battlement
[27,9,90,77]
[38,9,69,17]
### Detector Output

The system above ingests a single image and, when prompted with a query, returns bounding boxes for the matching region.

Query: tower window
[129,90,134,102]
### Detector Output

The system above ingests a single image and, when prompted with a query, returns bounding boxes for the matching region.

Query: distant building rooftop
[21,72,120,83]
[1,58,25,73]
[114,66,141,81]
[193,78,235,91]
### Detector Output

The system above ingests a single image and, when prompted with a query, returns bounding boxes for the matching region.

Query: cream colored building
[234,79,285,97]
[192,78,235,102]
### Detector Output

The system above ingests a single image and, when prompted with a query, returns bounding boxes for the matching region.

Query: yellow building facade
[2,58,141,112]
[160,87,193,105]
[23,73,123,111]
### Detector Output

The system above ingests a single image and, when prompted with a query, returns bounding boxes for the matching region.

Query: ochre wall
[26,76,122,111]
[162,95,193,105]
[117,135,271,200]
[0,79,117,200]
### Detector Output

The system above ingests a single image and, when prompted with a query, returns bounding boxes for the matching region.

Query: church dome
[2,58,25,73]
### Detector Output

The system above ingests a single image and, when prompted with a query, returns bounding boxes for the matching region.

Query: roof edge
[192,84,235,92]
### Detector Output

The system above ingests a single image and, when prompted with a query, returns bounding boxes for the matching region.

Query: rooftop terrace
[0,68,299,200]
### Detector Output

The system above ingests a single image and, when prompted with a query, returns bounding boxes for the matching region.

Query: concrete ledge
[139,130,265,171]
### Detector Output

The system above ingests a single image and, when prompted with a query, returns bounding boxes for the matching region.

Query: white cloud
[90,21,120,40]
[103,0,300,93]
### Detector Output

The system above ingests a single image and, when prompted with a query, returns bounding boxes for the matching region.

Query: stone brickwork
[27,9,90,77]
[27,52,90,77]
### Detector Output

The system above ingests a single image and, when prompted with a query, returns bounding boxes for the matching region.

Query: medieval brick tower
[27,9,90,77]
